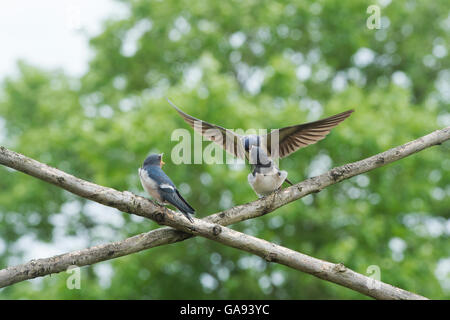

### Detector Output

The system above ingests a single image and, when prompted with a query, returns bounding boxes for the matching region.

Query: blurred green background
[0,0,449,299]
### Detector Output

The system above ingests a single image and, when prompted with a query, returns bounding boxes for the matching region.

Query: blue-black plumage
[139,153,195,222]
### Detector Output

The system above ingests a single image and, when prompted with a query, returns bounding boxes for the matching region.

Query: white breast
[138,168,164,202]
[248,170,288,197]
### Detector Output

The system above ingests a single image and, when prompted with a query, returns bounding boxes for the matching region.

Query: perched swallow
[138,153,195,222]
[167,98,354,160]
[247,146,290,197]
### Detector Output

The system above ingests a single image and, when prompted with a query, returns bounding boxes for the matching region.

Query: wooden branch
[1,127,448,298]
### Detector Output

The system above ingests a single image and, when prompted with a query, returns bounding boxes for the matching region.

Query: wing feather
[265,109,354,158]
[168,99,245,159]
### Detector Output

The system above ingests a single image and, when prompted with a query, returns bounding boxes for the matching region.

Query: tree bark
[0,127,448,298]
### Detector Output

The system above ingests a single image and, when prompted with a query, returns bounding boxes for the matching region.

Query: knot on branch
[330,164,352,182]
[333,263,347,273]
[212,225,222,236]
[264,252,278,263]
[155,211,165,223]
[375,156,385,165]
[330,168,343,181]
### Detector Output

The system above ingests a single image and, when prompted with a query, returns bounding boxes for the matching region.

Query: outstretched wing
[265,109,354,158]
[168,98,246,159]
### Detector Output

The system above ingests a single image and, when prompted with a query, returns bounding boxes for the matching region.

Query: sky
[0,0,127,80]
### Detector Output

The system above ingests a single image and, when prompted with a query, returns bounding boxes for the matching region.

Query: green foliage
[0,0,449,299]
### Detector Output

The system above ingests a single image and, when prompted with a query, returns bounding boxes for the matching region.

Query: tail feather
[176,190,195,214]
[164,190,195,222]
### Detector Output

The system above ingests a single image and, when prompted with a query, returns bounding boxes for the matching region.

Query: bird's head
[143,153,165,168]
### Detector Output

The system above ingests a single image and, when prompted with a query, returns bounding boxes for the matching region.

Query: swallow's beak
[160,153,165,166]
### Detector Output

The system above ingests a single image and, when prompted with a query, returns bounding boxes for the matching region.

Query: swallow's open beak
[160,153,165,166]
